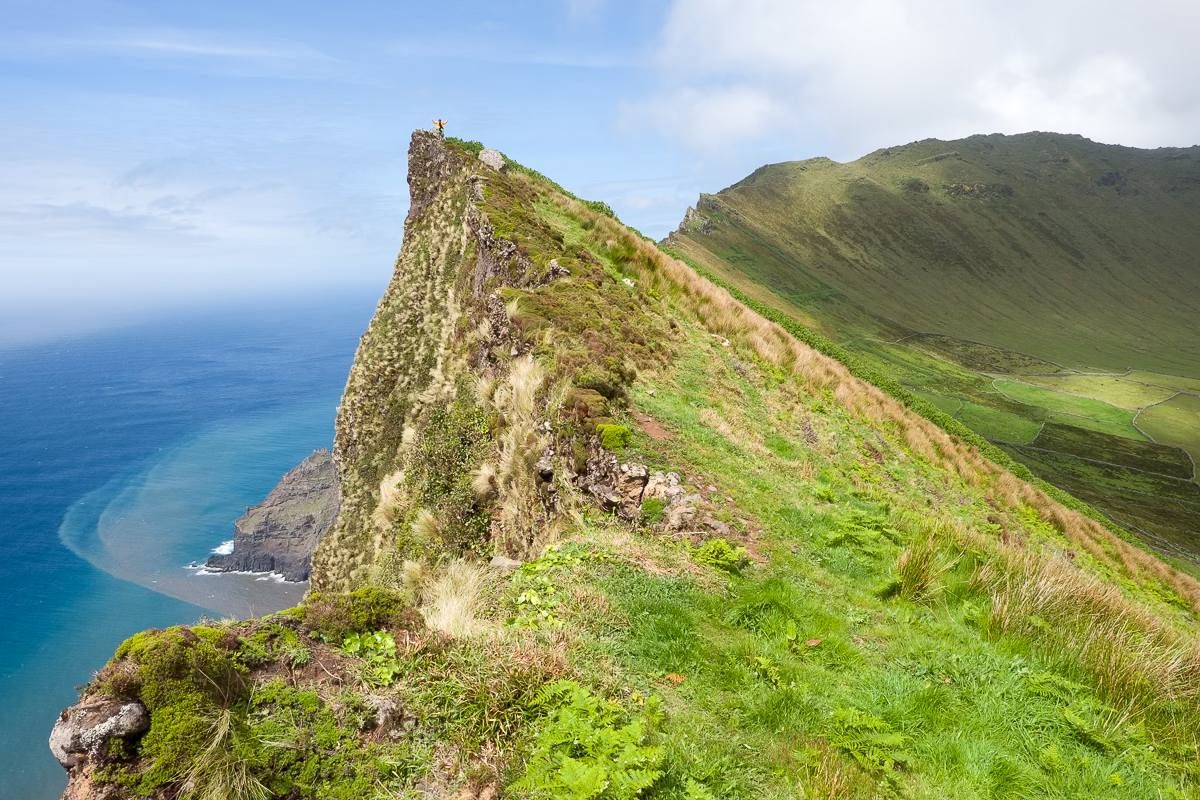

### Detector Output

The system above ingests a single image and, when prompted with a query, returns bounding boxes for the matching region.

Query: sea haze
[0,292,375,799]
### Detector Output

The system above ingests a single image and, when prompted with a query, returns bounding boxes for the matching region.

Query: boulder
[50,697,149,769]
[478,148,505,171]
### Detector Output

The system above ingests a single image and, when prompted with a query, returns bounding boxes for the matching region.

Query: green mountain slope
[52,133,1200,800]
[666,132,1200,560]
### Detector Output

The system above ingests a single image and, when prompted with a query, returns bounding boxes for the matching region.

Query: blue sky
[2,0,1197,344]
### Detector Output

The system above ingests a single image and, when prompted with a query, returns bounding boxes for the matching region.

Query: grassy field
[1137,394,1200,479]
[991,379,1143,440]
[1020,374,1178,411]
[669,132,1200,562]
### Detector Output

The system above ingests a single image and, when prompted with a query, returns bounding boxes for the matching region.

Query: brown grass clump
[976,547,1200,715]
[895,536,959,604]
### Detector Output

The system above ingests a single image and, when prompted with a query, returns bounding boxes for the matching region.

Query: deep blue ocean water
[0,292,376,798]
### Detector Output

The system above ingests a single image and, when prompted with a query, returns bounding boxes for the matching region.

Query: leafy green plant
[639,498,667,525]
[282,643,312,668]
[511,680,664,799]
[693,538,750,574]
[750,656,782,688]
[829,707,910,785]
[341,631,401,686]
[509,544,593,629]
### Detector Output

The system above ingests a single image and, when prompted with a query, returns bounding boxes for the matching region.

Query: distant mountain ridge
[667,131,1200,559]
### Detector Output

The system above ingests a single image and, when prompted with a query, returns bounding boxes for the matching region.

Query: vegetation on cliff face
[663,133,1200,565]
[58,132,1200,799]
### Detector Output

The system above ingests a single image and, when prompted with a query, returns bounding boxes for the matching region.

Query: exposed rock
[643,471,684,505]
[205,450,340,582]
[579,442,650,519]
[535,448,556,482]
[50,696,149,769]
[679,205,715,235]
[362,695,417,740]
[664,494,703,531]
[478,148,505,171]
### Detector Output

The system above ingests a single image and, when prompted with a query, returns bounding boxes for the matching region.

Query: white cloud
[623,85,779,153]
[638,0,1200,155]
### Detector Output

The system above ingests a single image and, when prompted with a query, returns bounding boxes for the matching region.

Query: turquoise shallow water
[0,293,375,798]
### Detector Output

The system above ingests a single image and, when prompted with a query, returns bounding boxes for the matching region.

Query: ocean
[0,291,376,798]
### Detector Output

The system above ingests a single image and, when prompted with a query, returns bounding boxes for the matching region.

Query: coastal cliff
[50,131,1200,799]
[204,449,339,582]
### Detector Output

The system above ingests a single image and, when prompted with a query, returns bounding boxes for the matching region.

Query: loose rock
[478,148,505,171]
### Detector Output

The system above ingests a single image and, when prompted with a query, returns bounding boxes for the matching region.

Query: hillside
[51,132,1200,799]
[665,132,1200,561]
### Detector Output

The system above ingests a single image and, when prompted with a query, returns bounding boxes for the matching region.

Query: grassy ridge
[668,132,1200,561]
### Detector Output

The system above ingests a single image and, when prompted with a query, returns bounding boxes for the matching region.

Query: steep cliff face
[314,131,479,589]
[51,131,1200,799]
[204,450,338,582]
[312,130,671,591]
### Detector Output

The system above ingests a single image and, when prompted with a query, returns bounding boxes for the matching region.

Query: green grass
[991,379,1143,440]
[952,398,1043,444]
[536,334,1200,797]
[1137,394,1200,479]
[1021,374,1178,411]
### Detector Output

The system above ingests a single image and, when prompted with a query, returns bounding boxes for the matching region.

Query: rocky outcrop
[205,449,339,582]
[50,696,149,770]
[578,443,708,531]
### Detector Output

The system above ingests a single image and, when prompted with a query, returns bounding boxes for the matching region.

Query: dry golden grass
[422,560,493,638]
[372,469,406,532]
[491,356,551,557]
[412,508,441,543]
[471,462,498,500]
[976,547,1200,714]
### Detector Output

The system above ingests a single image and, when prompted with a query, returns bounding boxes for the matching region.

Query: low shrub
[300,586,417,642]
[597,423,632,451]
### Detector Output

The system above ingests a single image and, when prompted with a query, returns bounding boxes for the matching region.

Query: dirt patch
[632,410,671,440]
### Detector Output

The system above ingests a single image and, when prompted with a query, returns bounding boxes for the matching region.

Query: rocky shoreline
[204,449,339,582]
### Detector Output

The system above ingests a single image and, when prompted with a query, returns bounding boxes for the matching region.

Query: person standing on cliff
[433,118,446,137]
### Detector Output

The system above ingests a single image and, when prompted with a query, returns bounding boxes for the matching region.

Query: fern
[829,707,910,787]
[511,680,665,799]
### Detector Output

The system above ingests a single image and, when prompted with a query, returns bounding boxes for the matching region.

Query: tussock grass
[893,536,959,604]
[976,548,1200,716]
[422,559,493,638]
[182,708,269,800]
[371,469,406,531]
